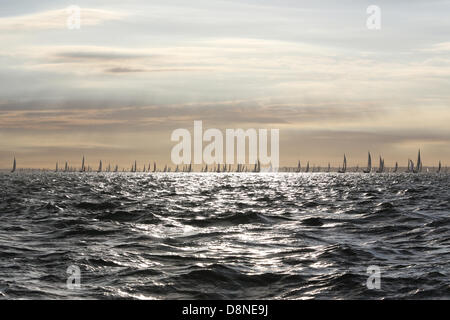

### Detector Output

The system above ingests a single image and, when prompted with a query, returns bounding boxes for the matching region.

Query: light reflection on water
[0,172,449,299]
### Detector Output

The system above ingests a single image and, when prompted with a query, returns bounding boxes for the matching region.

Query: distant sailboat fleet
[6,149,447,173]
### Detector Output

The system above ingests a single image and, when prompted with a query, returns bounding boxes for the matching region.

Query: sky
[0,0,449,169]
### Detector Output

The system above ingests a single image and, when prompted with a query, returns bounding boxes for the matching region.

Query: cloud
[105,67,146,73]
[0,98,448,133]
[0,7,126,31]
[420,42,450,53]
[55,51,148,61]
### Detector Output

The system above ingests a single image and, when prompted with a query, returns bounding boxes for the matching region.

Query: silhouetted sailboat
[376,156,384,173]
[305,161,310,173]
[393,162,398,173]
[338,154,347,173]
[80,156,86,172]
[407,159,414,173]
[97,160,102,173]
[413,150,422,173]
[55,162,58,172]
[64,162,68,172]
[11,157,16,173]
[437,161,442,173]
[363,152,372,173]
[297,161,301,173]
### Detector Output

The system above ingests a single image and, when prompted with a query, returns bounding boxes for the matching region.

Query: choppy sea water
[0,172,449,299]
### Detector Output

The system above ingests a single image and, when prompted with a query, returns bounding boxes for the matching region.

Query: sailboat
[80,156,85,172]
[406,159,413,172]
[153,162,157,172]
[55,162,58,172]
[376,156,384,173]
[297,161,301,173]
[413,150,422,173]
[437,161,442,173]
[305,161,310,173]
[257,161,261,172]
[253,161,259,173]
[11,157,16,173]
[393,162,398,173]
[64,162,68,172]
[114,165,118,172]
[97,160,102,173]
[338,154,347,173]
[363,152,372,173]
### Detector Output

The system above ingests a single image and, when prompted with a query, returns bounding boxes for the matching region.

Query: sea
[0,172,449,299]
